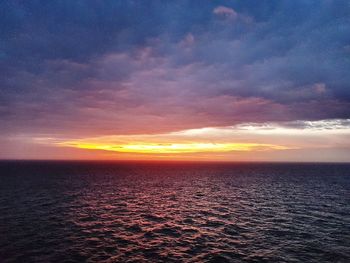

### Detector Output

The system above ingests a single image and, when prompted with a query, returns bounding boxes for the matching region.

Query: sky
[1,0,350,162]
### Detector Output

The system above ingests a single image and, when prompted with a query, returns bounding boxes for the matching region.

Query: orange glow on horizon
[58,141,289,154]
[29,121,350,161]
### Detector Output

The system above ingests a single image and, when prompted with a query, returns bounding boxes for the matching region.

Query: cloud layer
[1,1,350,159]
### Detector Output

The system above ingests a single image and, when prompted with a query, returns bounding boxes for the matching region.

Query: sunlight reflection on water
[0,162,349,262]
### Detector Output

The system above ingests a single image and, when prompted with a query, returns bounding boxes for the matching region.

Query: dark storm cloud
[1,0,350,137]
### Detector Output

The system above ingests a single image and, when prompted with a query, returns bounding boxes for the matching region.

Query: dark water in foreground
[0,161,349,263]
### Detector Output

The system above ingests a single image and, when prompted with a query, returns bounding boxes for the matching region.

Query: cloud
[313,83,327,94]
[15,118,346,161]
[180,33,195,48]
[0,0,349,147]
[213,6,238,18]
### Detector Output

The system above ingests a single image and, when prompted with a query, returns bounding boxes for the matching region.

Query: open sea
[0,161,349,262]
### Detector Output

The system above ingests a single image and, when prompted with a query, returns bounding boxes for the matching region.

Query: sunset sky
[1,0,350,161]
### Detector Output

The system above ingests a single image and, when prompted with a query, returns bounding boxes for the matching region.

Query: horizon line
[1,159,349,164]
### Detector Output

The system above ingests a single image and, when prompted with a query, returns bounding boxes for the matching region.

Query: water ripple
[0,161,349,262]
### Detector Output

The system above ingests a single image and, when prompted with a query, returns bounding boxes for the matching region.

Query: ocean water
[0,161,349,263]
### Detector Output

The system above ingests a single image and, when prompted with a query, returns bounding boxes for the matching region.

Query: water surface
[0,161,349,262]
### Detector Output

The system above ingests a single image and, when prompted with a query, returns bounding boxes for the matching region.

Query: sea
[0,161,349,262]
